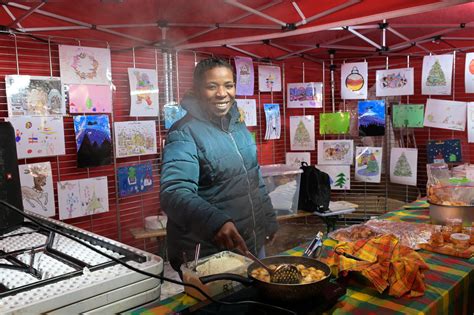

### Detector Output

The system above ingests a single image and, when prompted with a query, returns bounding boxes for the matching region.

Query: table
[130,200,474,315]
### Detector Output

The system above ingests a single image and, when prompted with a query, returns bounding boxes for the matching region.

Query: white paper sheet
[390,148,418,186]
[19,162,55,217]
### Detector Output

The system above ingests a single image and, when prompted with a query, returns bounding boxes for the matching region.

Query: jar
[430,226,444,247]
[345,67,364,92]
[462,227,474,245]
[441,225,453,242]
[446,218,463,233]
[450,233,470,250]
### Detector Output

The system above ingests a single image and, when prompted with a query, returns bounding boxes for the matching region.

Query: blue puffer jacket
[160,94,278,271]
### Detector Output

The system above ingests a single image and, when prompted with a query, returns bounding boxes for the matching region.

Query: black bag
[298,162,331,213]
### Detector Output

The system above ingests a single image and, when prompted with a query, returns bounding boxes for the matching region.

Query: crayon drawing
[235,56,254,96]
[58,176,109,220]
[341,62,368,99]
[73,115,113,168]
[375,68,414,97]
[317,140,354,165]
[421,54,453,95]
[128,68,159,116]
[465,52,474,93]
[390,148,418,186]
[114,121,157,158]
[423,99,466,131]
[66,84,112,113]
[19,162,55,217]
[236,99,257,126]
[355,147,383,183]
[59,45,112,85]
[287,82,323,108]
[286,152,311,168]
[117,162,154,197]
[7,116,65,159]
[289,116,315,151]
[258,65,281,92]
[392,104,424,128]
[6,75,65,116]
[316,165,351,190]
[264,104,281,140]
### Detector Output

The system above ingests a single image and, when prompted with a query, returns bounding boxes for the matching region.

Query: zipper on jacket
[227,130,258,253]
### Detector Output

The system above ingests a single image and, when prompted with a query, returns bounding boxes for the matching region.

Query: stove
[182,280,346,315]
[0,209,163,314]
[0,121,163,314]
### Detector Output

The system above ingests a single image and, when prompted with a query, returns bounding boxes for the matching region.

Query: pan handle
[199,273,254,286]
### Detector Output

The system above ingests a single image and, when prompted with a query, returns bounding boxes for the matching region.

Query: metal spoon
[193,243,201,271]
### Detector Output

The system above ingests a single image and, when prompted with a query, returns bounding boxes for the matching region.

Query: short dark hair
[193,58,236,90]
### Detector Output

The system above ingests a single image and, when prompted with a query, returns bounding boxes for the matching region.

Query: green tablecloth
[133,200,474,315]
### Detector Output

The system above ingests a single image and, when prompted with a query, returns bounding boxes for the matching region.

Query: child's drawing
[114,121,157,158]
[287,82,323,108]
[6,75,65,116]
[286,152,311,168]
[66,84,112,113]
[258,65,282,92]
[236,99,257,126]
[7,116,65,159]
[316,165,351,190]
[59,45,111,85]
[117,162,154,197]
[355,147,383,183]
[235,56,254,96]
[421,54,453,95]
[264,103,281,140]
[289,115,315,151]
[424,98,466,131]
[57,176,108,220]
[74,115,112,168]
[128,68,159,116]
[19,162,55,217]
[317,140,354,165]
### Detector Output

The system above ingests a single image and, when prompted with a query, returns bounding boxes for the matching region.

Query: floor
[159,220,337,300]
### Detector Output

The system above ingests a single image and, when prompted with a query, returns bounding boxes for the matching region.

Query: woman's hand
[213,221,248,254]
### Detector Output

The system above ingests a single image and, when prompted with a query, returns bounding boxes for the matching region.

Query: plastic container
[181,251,252,300]
[260,164,303,216]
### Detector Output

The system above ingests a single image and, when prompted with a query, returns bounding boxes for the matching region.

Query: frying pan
[199,238,332,303]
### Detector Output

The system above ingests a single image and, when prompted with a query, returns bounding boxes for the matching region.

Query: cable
[0,200,296,315]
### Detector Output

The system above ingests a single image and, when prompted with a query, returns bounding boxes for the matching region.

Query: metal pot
[200,255,332,303]
[429,202,474,226]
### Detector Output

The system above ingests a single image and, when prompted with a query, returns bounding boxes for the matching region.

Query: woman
[160,58,278,272]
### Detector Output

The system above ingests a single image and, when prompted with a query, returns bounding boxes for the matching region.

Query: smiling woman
[160,58,278,274]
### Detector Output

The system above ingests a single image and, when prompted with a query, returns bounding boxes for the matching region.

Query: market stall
[1,1,474,313]
[129,201,474,314]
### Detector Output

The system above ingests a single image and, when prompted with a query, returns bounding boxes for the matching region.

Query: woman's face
[197,66,236,117]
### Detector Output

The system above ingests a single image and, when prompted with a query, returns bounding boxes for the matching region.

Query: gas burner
[0,212,163,314]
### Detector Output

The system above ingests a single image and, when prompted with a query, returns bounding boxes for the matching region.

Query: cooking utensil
[245,250,301,284]
[200,255,331,303]
[304,231,324,258]
[193,243,201,271]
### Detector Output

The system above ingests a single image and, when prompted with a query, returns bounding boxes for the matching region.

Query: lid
[260,164,303,177]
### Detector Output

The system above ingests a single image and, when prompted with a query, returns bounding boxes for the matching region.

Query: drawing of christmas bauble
[469,59,474,75]
[346,66,364,91]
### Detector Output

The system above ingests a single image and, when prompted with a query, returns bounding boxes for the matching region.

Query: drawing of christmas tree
[294,120,311,145]
[393,152,412,177]
[335,172,347,188]
[426,59,446,86]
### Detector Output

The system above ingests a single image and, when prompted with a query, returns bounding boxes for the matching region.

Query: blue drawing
[117,162,154,197]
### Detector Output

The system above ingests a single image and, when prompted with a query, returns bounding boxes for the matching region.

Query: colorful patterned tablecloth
[131,199,474,315]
